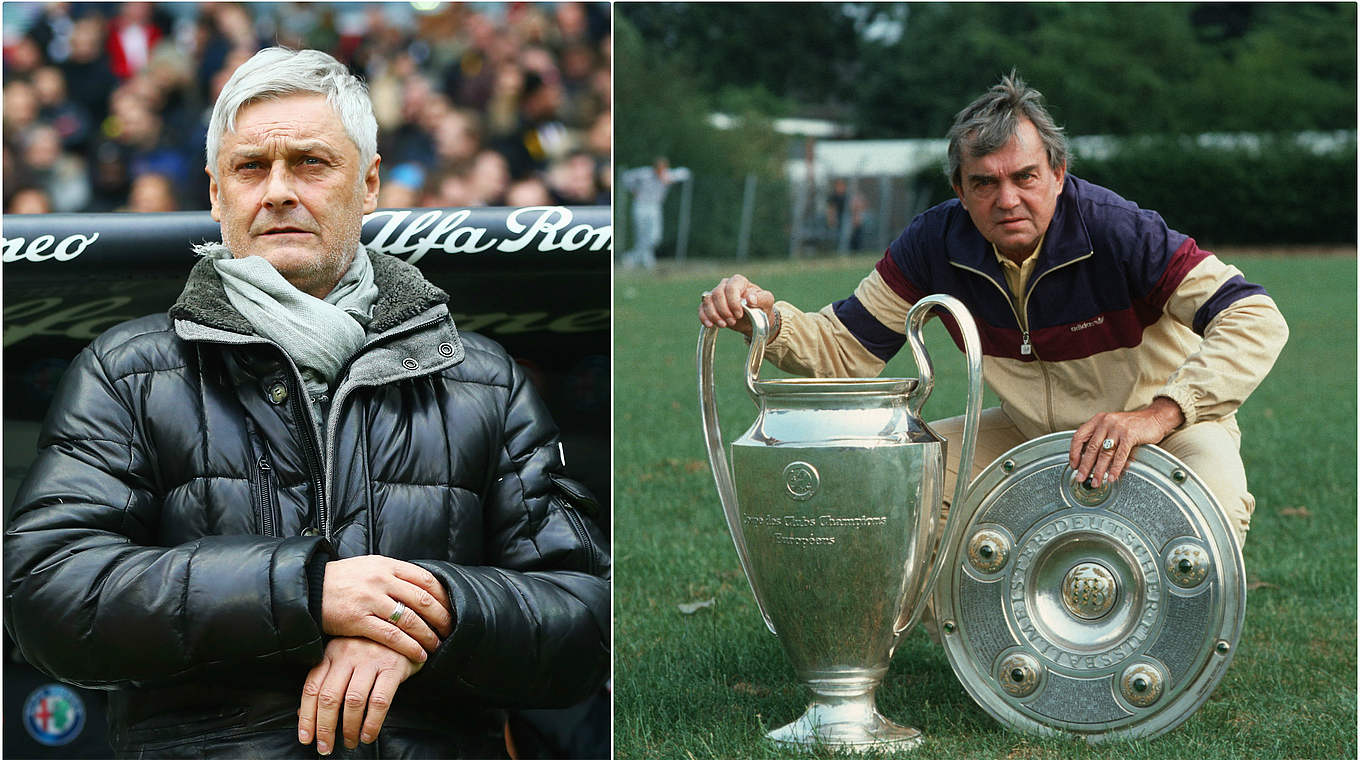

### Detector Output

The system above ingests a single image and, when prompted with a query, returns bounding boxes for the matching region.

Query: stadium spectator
[6,186,52,214]
[3,2,610,215]
[24,3,79,65]
[499,70,569,179]
[31,65,92,151]
[376,162,425,209]
[431,107,483,169]
[19,123,90,212]
[3,35,44,82]
[58,16,119,123]
[193,4,261,94]
[124,170,177,212]
[469,148,512,205]
[2,78,40,140]
[2,143,20,204]
[105,2,164,80]
[506,176,555,207]
[550,149,606,205]
[428,169,479,208]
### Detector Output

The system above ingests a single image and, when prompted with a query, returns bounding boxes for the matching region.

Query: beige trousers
[931,407,1255,547]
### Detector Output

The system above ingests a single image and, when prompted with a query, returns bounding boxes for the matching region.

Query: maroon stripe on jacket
[1028,306,1162,362]
[950,320,1026,359]
[876,253,927,304]
[1146,238,1211,309]
[876,253,993,356]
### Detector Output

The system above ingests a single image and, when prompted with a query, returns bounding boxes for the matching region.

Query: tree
[619,2,863,115]
[853,3,1356,137]
[614,15,792,260]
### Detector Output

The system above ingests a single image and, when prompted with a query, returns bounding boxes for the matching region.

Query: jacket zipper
[322,315,451,541]
[182,317,452,543]
[175,329,332,540]
[949,260,1029,348]
[1017,251,1093,429]
[950,250,1094,429]
[561,503,597,575]
[287,379,328,539]
[256,457,277,537]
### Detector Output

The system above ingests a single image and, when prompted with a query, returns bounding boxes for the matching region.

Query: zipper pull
[1020,331,1032,356]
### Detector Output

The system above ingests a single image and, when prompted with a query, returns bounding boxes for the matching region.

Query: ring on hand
[388,601,406,624]
[1101,438,1116,452]
[701,290,712,301]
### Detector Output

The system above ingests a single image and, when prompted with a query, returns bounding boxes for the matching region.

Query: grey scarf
[204,245,380,397]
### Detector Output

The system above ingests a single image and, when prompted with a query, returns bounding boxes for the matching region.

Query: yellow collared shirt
[994,235,1045,316]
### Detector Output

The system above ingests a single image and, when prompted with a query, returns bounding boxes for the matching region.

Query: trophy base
[767,695,923,753]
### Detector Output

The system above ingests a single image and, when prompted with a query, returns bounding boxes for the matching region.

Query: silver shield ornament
[699,295,984,752]
[933,433,1245,742]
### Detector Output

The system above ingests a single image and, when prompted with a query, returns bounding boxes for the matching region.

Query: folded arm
[402,358,610,708]
[4,344,330,688]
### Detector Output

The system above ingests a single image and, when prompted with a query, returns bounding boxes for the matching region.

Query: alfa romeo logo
[783,461,820,501]
[23,683,85,747]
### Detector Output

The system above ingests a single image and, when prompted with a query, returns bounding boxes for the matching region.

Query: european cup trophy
[698,294,984,752]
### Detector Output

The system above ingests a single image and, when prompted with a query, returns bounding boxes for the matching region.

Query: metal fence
[615,167,952,265]
[617,129,1358,264]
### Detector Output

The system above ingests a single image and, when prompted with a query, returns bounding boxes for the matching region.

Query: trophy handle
[897,294,984,634]
[698,306,776,633]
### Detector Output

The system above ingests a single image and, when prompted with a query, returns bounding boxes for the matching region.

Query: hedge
[918,134,1357,246]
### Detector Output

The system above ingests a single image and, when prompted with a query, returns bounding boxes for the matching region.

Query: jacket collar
[169,248,450,337]
[947,174,1094,284]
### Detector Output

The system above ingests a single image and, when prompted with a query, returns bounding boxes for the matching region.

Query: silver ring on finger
[700,290,711,301]
[388,600,406,624]
[1101,438,1116,452]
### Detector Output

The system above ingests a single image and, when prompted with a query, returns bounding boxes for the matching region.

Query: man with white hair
[5,48,609,758]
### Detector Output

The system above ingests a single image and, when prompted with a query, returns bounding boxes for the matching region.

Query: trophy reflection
[698,295,984,752]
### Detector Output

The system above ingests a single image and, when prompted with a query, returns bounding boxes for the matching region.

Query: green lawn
[613,252,1357,759]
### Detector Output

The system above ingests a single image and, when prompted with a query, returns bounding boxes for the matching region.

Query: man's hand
[1069,397,1185,485]
[698,274,776,339]
[321,556,453,663]
[297,637,421,755]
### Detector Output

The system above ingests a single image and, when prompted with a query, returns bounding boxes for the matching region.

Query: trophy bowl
[698,296,984,752]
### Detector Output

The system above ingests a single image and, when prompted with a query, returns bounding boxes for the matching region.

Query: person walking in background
[621,156,690,269]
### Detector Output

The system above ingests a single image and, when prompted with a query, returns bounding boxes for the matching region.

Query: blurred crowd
[2,1,612,215]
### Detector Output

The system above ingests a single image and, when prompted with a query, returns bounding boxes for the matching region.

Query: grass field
[613,251,1357,759]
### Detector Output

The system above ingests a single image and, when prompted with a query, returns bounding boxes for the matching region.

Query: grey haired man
[6,47,610,758]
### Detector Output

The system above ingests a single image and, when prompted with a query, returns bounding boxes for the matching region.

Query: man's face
[209,93,379,298]
[953,118,1065,262]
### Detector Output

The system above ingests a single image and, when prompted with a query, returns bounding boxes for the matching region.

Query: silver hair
[946,71,1069,188]
[205,47,378,173]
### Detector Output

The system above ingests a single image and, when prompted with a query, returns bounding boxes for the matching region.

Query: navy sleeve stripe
[1192,275,1268,336]
[832,295,906,362]
[1146,237,1211,309]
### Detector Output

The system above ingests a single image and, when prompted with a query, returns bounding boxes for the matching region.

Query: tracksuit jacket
[766,175,1288,439]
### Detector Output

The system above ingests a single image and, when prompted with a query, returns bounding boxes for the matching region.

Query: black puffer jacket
[4,251,611,758]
